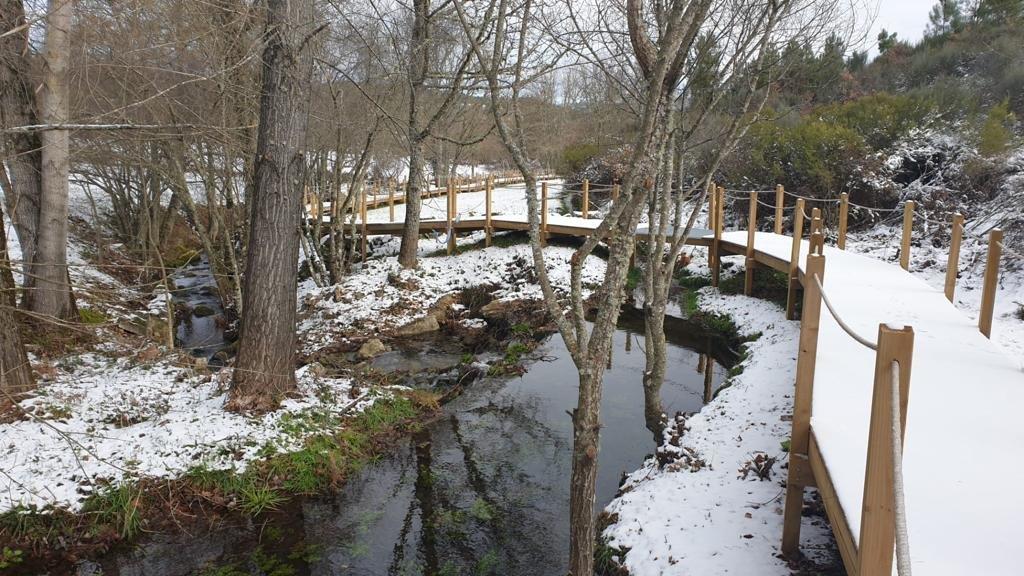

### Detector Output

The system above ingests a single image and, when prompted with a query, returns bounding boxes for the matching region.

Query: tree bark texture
[397,0,430,269]
[0,0,42,272]
[230,0,315,412]
[26,0,76,320]
[0,200,33,396]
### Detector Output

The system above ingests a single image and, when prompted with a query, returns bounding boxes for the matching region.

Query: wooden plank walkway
[720,231,1024,575]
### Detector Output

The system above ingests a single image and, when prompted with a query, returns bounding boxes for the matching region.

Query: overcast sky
[864,0,937,55]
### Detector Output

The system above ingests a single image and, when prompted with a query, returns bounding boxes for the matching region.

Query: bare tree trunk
[25,0,76,320]
[0,0,42,273]
[229,0,315,412]
[398,134,425,267]
[0,200,33,396]
[397,0,430,269]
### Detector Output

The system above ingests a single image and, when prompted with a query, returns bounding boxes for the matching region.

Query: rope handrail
[812,272,878,351]
[891,359,912,575]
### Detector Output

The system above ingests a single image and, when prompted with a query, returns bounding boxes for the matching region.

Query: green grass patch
[78,307,108,324]
[80,483,143,539]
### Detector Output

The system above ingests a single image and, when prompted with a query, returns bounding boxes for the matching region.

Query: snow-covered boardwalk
[718,230,1024,575]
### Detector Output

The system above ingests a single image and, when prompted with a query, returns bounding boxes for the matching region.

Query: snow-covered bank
[601,281,837,574]
[0,362,372,513]
[299,241,607,353]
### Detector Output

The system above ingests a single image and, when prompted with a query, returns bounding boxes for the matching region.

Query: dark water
[171,257,231,362]
[101,314,733,576]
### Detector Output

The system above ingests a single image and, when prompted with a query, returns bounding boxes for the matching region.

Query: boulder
[357,338,387,359]
[393,314,440,337]
[479,299,512,321]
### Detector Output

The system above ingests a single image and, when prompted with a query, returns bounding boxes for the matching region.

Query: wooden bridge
[317,178,1021,575]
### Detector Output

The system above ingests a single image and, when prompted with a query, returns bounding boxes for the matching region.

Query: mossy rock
[193,304,217,318]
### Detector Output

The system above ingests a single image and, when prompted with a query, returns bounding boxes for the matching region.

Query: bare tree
[396,0,481,268]
[0,175,33,396]
[229,0,317,412]
[25,0,77,320]
[453,0,713,571]
[0,0,42,275]
[639,0,855,440]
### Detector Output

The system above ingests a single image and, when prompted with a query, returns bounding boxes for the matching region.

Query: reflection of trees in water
[384,393,566,575]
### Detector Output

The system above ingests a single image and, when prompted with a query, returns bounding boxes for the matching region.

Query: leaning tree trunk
[0,0,42,272]
[25,0,76,320]
[229,0,315,412]
[0,201,33,397]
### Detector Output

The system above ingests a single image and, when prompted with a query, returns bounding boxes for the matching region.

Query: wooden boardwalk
[323,180,1020,575]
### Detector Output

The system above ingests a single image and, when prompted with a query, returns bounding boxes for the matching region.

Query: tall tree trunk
[0,199,33,397]
[0,0,42,276]
[397,0,429,269]
[398,134,425,267]
[25,0,76,320]
[229,0,314,412]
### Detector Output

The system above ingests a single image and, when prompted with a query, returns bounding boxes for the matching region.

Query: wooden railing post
[775,184,784,234]
[745,190,757,296]
[838,193,849,250]
[712,186,724,287]
[859,324,914,576]
[708,182,717,273]
[811,207,822,236]
[485,175,493,247]
[944,213,964,302]
[786,198,806,320]
[446,181,455,256]
[360,186,368,261]
[900,201,915,271]
[781,248,826,557]
[388,181,395,222]
[612,183,620,202]
[979,228,1003,338]
[582,178,590,219]
[541,181,549,246]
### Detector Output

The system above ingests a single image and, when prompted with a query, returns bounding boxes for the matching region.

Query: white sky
[864,0,936,55]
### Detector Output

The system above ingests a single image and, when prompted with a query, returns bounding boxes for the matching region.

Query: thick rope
[891,360,912,575]
[813,273,878,350]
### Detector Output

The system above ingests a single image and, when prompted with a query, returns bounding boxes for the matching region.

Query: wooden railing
[707,185,1008,340]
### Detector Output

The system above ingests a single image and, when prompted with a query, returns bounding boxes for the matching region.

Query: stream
[98,305,734,576]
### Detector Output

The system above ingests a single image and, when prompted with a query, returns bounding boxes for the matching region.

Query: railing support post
[979,228,1003,338]
[745,190,757,296]
[388,182,395,222]
[944,213,963,302]
[786,198,806,320]
[712,186,724,288]
[485,175,493,247]
[582,179,590,219]
[859,324,914,576]
[612,183,620,202]
[900,201,915,270]
[541,181,549,246]
[360,186,368,261]
[838,192,849,250]
[708,182,717,274]
[781,246,826,557]
[774,184,784,235]
[811,207,822,236]
[447,181,455,256]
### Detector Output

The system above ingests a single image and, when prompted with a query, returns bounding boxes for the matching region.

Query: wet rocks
[357,338,387,359]
[393,314,440,337]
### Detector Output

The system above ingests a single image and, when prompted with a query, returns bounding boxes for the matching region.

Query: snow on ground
[298,241,607,353]
[603,273,836,574]
[0,362,373,513]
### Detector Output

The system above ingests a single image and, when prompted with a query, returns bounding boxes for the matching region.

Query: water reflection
[100,314,734,576]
